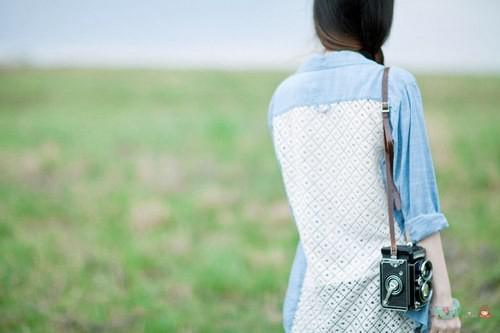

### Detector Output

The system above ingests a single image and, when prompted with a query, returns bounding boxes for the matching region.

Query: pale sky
[1,0,499,72]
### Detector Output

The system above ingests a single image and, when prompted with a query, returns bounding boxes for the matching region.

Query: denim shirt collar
[296,49,378,74]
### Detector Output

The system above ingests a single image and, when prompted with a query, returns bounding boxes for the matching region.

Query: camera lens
[420,260,433,280]
[419,281,432,301]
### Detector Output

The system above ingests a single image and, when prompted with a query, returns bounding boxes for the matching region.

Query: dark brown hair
[313,0,394,65]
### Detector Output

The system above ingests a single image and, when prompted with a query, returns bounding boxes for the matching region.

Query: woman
[267,1,462,332]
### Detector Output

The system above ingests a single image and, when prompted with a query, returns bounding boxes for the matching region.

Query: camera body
[380,243,433,311]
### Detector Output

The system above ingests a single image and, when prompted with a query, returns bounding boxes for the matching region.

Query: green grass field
[0,69,498,332]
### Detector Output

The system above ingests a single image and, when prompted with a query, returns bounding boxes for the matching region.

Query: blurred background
[0,0,499,332]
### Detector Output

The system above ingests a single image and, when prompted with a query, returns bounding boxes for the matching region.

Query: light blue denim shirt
[267,50,450,333]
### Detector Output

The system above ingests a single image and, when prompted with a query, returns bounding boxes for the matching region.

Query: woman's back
[268,50,449,333]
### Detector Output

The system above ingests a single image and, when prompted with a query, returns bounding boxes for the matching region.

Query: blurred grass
[0,69,498,332]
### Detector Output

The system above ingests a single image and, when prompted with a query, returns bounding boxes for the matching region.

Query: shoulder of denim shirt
[268,51,420,122]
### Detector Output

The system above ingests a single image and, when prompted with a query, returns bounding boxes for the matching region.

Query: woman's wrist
[431,293,453,307]
[432,289,453,304]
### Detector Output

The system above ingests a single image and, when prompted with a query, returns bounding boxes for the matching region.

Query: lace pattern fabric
[272,99,418,332]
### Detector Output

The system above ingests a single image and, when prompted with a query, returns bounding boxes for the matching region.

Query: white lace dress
[272,99,419,333]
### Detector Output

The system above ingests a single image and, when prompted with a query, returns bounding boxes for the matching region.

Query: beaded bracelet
[430,298,461,320]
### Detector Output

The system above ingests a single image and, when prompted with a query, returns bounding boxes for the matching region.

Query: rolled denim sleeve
[392,80,450,243]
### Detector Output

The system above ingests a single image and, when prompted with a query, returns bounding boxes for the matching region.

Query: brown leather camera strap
[381,67,403,257]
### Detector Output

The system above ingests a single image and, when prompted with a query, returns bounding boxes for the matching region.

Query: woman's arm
[389,73,460,332]
[417,231,452,303]
[418,232,461,333]
[391,77,452,300]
